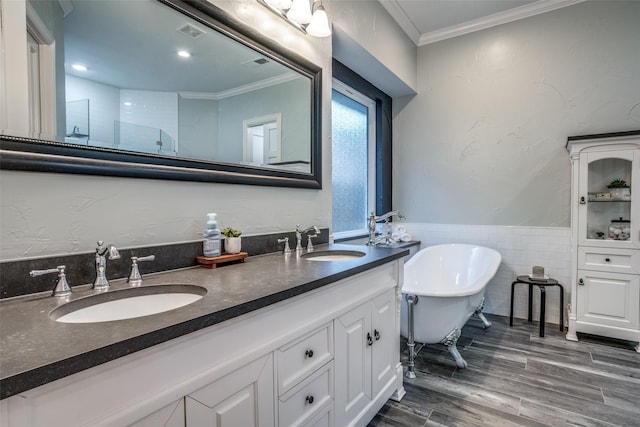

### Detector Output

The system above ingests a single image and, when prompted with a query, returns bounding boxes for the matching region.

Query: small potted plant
[221,227,242,254]
[607,179,630,200]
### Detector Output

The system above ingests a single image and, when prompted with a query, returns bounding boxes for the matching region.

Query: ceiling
[378,0,586,46]
[63,0,295,93]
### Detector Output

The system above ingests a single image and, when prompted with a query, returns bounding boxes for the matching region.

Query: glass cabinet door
[579,149,638,248]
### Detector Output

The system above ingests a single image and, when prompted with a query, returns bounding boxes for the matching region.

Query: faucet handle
[277,237,292,255]
[30,265,72,297]
[307,234,317,252]
[128,255,155,286]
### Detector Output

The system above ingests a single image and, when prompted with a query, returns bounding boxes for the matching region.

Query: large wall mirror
[0,0,322,188]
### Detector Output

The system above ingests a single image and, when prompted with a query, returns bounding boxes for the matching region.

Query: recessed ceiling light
[123,102,132,107]
[177,50,191,58]
[72,64,87,71]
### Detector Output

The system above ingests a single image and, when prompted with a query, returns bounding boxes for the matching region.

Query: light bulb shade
[306,6,331,37]
[287,0,312,24]
[265,0,291,10]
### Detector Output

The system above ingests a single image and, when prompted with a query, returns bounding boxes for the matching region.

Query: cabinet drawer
[578,247,640,274]
[277,323,333,395]
[279,362,333,427]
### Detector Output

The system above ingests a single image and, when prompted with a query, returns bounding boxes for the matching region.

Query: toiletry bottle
[203,213,221,257]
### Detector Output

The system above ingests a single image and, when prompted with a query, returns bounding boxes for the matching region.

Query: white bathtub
[400,244,501,370]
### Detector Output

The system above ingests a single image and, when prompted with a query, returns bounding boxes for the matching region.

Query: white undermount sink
[49,284,207,323]
[300,250,366,261]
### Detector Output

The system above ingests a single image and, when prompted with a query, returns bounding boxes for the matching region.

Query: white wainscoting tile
[400,223,571,327]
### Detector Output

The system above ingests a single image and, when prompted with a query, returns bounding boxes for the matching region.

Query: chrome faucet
[367,211,405,246]
[127,255,155,286]
[296,225,320,253]
[30,265,72,297]
[93,241,120,291]
[277,237,292,254]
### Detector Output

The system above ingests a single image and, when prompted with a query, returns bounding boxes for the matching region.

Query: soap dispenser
[203,213,222,257]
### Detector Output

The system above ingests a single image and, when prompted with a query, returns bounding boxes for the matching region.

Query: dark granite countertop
[0,244,408,400]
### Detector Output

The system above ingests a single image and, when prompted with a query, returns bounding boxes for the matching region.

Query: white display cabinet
[566,130,640,352]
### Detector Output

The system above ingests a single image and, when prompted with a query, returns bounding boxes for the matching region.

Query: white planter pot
[225,237,242,254]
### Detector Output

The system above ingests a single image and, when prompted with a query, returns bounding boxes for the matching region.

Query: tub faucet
[93,240,120,291]
[295,225,320,253]
[367,211,405,246]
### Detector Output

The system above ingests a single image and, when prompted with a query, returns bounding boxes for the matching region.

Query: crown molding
[179,72,299,100]
[380,0,586,47]
[378,0,422,45]
[57,0,74,17]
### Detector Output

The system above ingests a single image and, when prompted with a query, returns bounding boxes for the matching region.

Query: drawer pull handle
[367,332,373,346]
[578,278,584,286]
[374,329,380,341]
[305,349,314,358]
[305,395,314,404]
[605,258,611,262]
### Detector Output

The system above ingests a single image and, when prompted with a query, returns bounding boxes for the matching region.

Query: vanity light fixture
[71,64,87,71]
[258,0,331,37]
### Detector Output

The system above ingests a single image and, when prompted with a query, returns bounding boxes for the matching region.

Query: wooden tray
[196,252,248,269]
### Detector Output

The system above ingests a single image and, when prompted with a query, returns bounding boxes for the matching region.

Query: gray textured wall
[393,1,640,227]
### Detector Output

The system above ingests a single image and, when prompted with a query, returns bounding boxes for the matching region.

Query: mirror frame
[0,0,322,189]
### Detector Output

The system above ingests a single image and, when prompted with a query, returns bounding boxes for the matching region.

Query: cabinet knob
[578,278,584,286]
[305,395,314,404]
[605,258,611,262]
[374,329,380,341]
[579,196,586,204]
[305,349,314,358]
[367,332,373,346]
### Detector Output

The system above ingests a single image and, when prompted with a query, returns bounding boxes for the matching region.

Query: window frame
[332,59,392,239]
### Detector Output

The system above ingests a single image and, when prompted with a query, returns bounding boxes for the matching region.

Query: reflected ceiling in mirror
[0,0,322,188]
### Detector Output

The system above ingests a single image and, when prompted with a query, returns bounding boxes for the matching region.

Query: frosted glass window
[331,87,374,235]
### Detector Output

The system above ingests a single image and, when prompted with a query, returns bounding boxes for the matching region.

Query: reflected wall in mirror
[0,0,322,188]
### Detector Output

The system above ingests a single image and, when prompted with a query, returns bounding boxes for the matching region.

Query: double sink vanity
[0,243,409,427]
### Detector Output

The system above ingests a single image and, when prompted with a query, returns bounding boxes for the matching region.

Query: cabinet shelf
[588,199,631,203]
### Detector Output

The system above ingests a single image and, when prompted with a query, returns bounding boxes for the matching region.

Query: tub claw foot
[474,297,492,329]
[441,328,467,369]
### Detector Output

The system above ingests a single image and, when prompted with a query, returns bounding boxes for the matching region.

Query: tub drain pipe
[405,293,419,379]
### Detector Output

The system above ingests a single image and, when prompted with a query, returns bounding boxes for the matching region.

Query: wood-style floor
[369,314,640,427]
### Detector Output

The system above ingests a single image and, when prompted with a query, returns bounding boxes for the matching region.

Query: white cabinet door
[334,288,398,427]
[577,270,640,330]
[129,398,185,427]
[185,354,275,427]
[334,301,372,426]
[577,148,638,249]
[370,289,396,397]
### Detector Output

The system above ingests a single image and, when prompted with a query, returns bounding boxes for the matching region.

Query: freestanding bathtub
[400,244,502,373]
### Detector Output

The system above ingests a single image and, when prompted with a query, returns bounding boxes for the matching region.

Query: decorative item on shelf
[593,192,612,200]
[608,217,631,240]
[258,0,331,37]
[529,265,549,281]
[607,179,631,200]
[221,227,243,254]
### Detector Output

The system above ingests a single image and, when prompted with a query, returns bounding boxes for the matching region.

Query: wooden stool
[510,275,564,337]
